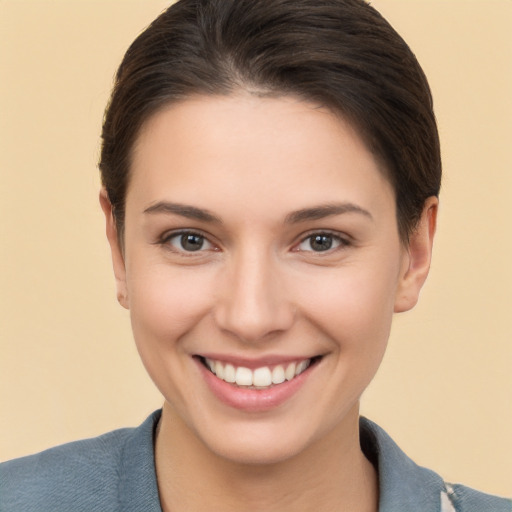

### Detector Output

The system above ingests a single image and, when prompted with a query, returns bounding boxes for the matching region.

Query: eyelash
[159,229,351,256]
[294,231,351,253]
[159,230,217,255]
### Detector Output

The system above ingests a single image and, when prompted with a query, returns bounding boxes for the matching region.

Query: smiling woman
[105,95,420,476]
[1,1,511,511]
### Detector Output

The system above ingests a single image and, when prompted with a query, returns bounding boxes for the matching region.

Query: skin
[100,93,437,512]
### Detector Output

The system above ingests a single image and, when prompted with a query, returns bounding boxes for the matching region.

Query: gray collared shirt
[1,410,510,511]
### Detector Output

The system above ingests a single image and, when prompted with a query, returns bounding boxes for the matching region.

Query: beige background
[1,0,511,497]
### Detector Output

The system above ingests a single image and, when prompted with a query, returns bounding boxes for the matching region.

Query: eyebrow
[143,202,222,223]
[284,203,373,224]
[143,201,372,225]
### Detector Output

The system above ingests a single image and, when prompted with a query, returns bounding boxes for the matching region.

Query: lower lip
[195,359,316,412]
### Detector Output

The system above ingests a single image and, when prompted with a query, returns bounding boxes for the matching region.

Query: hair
[99,0,441,242]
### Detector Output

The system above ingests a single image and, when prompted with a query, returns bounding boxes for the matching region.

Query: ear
[394,196,438,313]
[99,189,129,309]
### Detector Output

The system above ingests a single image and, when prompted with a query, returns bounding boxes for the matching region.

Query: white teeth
[253,367,272,387]
[272,365,285,384]
[295,360,310,376]
[215,360,225,380]
[235,366,253,386]
[206,358,215,372]
[204,358,314,388]
[224,363,236,383]
[285,362,296,381]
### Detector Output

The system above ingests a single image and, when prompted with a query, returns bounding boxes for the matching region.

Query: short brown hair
[99,0,441,242]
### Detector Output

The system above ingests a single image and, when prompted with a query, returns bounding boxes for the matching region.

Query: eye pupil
[181,233,204,251]
[310,235,332,251]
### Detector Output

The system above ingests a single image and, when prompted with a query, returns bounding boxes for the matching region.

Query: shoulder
[0,410,162,512]
[1,428,131,510]
[444,483,511,512]
[360,417,511,512]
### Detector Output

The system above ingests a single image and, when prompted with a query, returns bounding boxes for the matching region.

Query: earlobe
[394,196,438,313]
[99,189,130,310]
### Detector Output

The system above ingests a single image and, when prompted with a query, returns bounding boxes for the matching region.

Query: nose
[213,248,295,343]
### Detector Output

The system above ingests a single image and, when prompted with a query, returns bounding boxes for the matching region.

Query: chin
[186,406,339,467]
[205,429,311,466]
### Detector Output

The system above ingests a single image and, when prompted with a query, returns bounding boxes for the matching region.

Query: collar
[120,411,445,512]
[119,409,163,512]
[360,417,445,512]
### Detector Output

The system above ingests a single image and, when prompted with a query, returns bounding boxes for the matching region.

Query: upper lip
[196,353,322,369]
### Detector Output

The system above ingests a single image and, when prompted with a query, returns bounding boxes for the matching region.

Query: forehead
[127,93,394,219]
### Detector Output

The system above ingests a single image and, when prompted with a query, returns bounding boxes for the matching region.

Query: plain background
[1,0,511,497]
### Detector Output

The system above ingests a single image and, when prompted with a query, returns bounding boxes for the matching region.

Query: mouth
[198,355,322,390]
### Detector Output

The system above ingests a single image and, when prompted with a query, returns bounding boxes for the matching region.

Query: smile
[201,357,318,389]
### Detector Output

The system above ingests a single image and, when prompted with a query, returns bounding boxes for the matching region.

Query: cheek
[126,263,216,351]
[125,263,218,407]
[292,257,401,352]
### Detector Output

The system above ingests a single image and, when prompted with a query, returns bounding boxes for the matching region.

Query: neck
[155,402,378,512]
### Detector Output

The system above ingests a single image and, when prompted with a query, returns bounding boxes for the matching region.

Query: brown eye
[297,233,347,253]
[180,234,204,251]
[166,232,213,252]
[309,235,333,252]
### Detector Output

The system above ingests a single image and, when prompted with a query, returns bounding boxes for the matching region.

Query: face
[102,94,435,465]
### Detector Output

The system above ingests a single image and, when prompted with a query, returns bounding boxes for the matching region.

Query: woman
[1,1,510,511]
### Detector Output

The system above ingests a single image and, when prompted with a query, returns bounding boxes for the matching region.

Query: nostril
[213,298,296,344]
